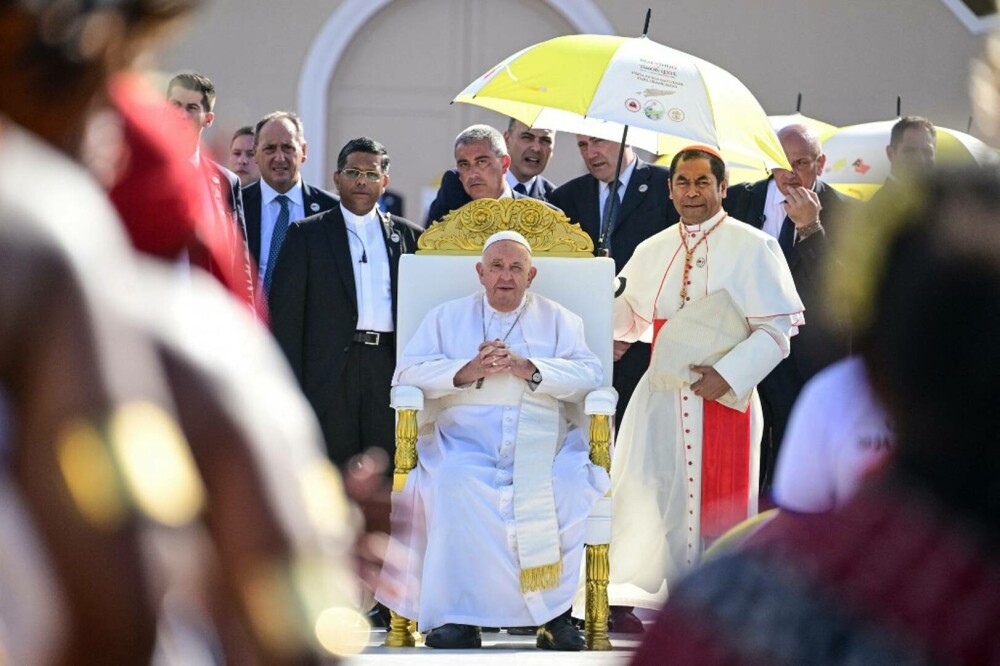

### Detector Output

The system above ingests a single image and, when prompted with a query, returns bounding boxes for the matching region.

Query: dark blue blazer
[379,189,405,217]
[424,168,556,226]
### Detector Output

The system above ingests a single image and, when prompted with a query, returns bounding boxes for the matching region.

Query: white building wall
[156,0,986,221]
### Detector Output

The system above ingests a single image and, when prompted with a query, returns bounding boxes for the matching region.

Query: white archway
[297,0,615,185]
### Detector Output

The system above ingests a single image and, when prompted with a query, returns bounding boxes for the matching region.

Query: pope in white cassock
[375,231,610,651]
[606,146,804,614]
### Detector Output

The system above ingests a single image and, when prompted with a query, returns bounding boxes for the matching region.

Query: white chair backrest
[396,254,615,386]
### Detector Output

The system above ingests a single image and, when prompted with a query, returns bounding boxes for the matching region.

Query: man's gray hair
[454,124,508,158]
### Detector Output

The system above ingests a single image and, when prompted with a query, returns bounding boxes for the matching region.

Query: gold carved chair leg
[392,408,418,493]
[585,413,613,651]
[384,408,419,647]
[385,610,416,648]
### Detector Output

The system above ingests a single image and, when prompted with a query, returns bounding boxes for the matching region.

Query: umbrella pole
[598,125,630,256]
[596,8,648,255]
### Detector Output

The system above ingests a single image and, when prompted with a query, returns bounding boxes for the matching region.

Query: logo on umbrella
[852,158,871,175]
[644,100,665,121]
[625,98,641,112]
[668,108,685,122]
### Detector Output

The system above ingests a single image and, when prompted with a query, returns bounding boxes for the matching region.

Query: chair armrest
[584,387,618,416]
[390,385,424,412]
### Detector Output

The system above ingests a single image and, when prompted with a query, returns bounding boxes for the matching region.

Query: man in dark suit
[867,116,937,209]
[549,137,677,432]
[269,137,421,470]
[242,111,339,295]
[724,124,853,491]
[425,118,556,224]
[167,72,255,308]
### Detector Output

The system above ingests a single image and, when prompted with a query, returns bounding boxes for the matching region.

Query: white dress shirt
[258,179,305,285]
[505,170,537,194]
[762,179,788,240]
[342,204,394,332]
[597,156,637,222]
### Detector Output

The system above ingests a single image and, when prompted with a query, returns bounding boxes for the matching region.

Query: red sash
[652,319,751,539]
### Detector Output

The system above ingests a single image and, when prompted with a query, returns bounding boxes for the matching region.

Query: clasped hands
[454,339,536,386]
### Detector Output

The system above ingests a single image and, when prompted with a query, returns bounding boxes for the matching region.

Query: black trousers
[325,342,397,475]
[613,341,651,430]
[756,356,801,493]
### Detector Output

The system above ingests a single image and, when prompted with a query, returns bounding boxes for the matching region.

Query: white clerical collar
[260,178,304,209]
[505,170,536,192]
[497,182,514,200]
[341,203,379,226]
[483,292,529,318]
[601,156,637,195]
[188,145,201,169]
[682,208,727,233]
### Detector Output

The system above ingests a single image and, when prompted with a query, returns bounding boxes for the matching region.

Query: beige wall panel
[157,0,987,215]
[324,0,589,221]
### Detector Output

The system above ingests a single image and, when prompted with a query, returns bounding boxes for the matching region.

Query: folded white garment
[648,289,751,411]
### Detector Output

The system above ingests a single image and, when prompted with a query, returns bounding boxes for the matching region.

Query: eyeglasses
[340,168,382,182]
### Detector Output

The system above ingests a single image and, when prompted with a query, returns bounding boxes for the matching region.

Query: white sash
[433,374,563,592]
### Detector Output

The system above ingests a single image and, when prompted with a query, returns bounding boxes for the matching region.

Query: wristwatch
[530,370,543,385]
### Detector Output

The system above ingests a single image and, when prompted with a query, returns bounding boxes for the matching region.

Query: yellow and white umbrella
[822,120,999,201]
[454,34,789,173]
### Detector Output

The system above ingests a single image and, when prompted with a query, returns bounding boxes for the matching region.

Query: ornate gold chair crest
[384,198,616,650]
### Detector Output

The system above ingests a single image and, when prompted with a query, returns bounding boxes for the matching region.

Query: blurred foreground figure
[0,118,166,666]
[632,168,1000,665]
[0,1,360,663]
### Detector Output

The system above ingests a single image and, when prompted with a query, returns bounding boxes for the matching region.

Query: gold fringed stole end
[520,560,562,593]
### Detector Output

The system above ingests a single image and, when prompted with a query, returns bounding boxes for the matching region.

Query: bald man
[724,124,854,491]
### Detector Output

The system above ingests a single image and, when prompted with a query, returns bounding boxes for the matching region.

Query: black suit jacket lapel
[322,208,358,312]
[580,176,602,241]
[746,178,770,230]
[614,160,650,230]
[377,211,406,324]
[244,183,262,265]
[301,182,321,219]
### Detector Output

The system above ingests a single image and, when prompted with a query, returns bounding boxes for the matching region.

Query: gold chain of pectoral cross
[677,214,727,309]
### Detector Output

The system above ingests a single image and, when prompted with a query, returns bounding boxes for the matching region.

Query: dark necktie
[602,180,622,240]
[513,182,528,195]
[263,194,291,294]
[778,215,795,259]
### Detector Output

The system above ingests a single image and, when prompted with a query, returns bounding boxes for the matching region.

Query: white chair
[383,199,617,650]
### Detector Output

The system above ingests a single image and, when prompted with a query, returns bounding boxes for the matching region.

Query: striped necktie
[263,194,291,294]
